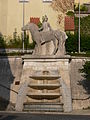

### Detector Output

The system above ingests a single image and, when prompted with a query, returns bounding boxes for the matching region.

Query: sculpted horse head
[22,22,43,55]
[22,22,39,35]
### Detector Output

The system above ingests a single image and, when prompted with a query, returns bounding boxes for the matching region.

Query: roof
[30,17,40,25]
[65,16,75,31]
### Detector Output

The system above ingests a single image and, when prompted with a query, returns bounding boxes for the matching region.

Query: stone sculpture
[15,17,72,113]
[22,17,68,56]
[39,15,52,32]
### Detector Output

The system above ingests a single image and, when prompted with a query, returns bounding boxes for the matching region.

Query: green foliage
[80,5,88,11]
[7,36,22,48]
[0,31,35,49]
[75,16,90,35]
[24,31,30,50]
[70,52,90,57]
[75,16,90,52]
[66,11,75,16]
[28,41,35,49]
[0,52,22,56]
[80,34,90,52]
[66,15,90,53]
[74,4,78,11]
[79,61,90,94]
[0,35,6,48]
[65,33,78,52]
[66,33,90,53]
[37,21,42,28]
[74,4,88,11]
[80,61,90,80]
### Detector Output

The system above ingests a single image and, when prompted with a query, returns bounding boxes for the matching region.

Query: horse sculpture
[22,22,68,56]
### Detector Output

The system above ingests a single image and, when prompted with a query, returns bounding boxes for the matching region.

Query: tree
[51,0,74,25]
[51,0,74,13]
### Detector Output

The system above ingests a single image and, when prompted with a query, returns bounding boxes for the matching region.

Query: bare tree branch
[51,0,74,13]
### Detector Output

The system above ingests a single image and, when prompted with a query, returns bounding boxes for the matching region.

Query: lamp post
[78,0,80,53]
[19,0,29,53]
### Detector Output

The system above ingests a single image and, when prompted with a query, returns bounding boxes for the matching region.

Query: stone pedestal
[15,55,72,112]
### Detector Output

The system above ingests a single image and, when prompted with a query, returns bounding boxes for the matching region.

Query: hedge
[65,33,90,53]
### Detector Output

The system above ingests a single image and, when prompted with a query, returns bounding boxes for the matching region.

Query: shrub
[79,61,90,94]
[66,11,75,16]
[0,35,7,48]
[75,16,90,35]
[65,33,78,53]
[80,34,90,52]
[80,5,88,11]
[7,36,22,48]
[66,33,90,53]
[74,4,88,11]
[80,61,90,80]
[4,31,35,49]
[66,15,90,53]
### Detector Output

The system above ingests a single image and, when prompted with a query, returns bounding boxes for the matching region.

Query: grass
[0,50,33,56]
[69,52,90,57]
[0,51,90,57]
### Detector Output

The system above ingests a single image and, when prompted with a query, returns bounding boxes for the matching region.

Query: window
[43,0,52,2]
[19,0,29,2]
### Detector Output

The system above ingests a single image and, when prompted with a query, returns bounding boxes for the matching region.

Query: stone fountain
[15,18,72,112]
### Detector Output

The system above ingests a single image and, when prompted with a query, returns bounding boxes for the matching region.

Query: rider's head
[42,15,48,22]
[44,15,48,22]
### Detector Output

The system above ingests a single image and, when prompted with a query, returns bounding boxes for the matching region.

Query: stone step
[28,84,61,90]
[23,103,63,112]
[29,75,61,80]
[27,93,62,99]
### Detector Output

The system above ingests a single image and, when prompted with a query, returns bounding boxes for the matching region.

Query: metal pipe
[78,0,80,53]
[22,1,25,53]
[19,0,29,53]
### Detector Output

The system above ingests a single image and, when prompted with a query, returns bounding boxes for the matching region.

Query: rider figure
[39,15,52,32]
[42,15,52,31]
[39,15,52,44]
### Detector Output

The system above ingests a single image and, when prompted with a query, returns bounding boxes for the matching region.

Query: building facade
[0,0,64,37]
[0,0,89,37]
[75,0,90,4]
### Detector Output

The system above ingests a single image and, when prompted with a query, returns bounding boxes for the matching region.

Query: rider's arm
[38,26,43,31]
[48,23,52,31]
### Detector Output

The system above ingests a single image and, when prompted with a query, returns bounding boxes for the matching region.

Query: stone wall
[15,57,72,112]
[70,57,90,110]
[0,56,90,110]
[0,56,22,104]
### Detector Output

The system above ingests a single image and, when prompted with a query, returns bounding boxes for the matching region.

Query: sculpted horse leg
[52,39,57,55]
[38,42,42,55]
[57,33,66,56]
[33,43,42,55]
[52,31,61,55]
[62,38,66,55]
[32,31,42,55]
[35,38,42,55]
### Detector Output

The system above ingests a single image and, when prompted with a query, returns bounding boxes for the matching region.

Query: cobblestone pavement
[0,113,90,120]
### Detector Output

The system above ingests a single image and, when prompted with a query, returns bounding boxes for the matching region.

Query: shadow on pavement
[0,115,17,120]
